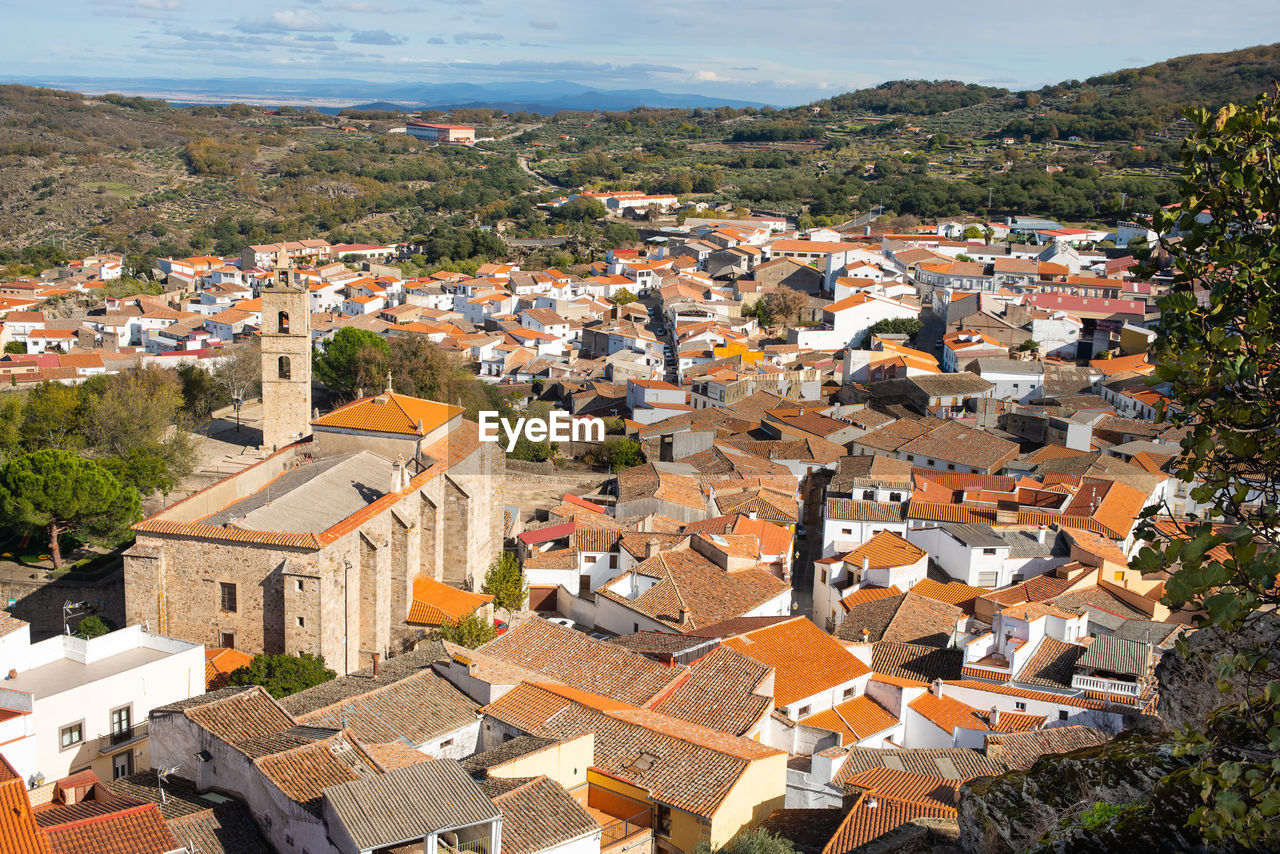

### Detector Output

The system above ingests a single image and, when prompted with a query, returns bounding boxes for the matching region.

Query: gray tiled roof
[1076,634,1152,678]
[942,523,1006,549]
[324,760,499,850]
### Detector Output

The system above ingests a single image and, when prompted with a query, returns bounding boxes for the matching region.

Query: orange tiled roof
[205,647,254,690]
[908,691,989,734]
[407,576,493,626]
[43,804,181,854]
[911,578,986,607]
[844,531,926,570]
[723,618,870,707]
[799,695,899,743]
[0,758,52,854]
[311,391,463,437]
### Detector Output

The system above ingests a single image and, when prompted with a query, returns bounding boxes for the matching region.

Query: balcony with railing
[98,721,147,755]
[1071,673,1141,698]
[440,837,491,854]
[599,809,652,854]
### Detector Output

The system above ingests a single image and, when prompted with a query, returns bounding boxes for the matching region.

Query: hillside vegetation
[1,43,1278,269]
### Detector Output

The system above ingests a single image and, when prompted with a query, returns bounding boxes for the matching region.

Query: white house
[0,618,203,787]
[970,359,1045,403]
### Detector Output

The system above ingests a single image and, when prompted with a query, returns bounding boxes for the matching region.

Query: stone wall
[124,442,505,675]
[0,571,124,640]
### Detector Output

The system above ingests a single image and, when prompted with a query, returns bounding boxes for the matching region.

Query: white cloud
[237,9,339,33]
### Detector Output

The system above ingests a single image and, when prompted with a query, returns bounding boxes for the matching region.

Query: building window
[295,579,304,592]
[60,722,84,750]
[1015,701,1027,711]
[1114,571,1125,581]
[220,631,235,649]
[797,704,811,717]
[982,548,997,556]
[889,492,902,502]
[1059,710,1069,721]
[862,490,874,500]
[278,355,291,380]
[220,582,237,613]
[110,705,133,745]
[633,623,639,633]
[906,455,914,462]
[278,311,290,334]
[296,617,305,628]
[947,463,956,470]
[440,738,454,749]
[842,687,854,700]
[820,568,827,584]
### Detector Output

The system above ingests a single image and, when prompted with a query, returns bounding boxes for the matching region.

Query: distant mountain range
[5,75,771,112]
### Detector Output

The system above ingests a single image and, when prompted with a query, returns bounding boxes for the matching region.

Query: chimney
[931,678,943,697]
[860,627,870,643]
[861,556,870,576]
[866,797,878,809]
[678,607,689,625]
[748,510,757,520]
[1037,524,1047,545]
[391,457,405,493]
[990,706,1001,728]
[646,537,660,560]
[312,407,320,420]
[372,652,381,677]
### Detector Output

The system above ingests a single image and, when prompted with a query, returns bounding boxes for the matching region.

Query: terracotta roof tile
[311,391,463,436]
[478,620,684,706]
[407,576,493,626]
[43,804,180,854]
[481,776,600,854]
[723,618,871,707]
[652,645,772,736]
[799,695,898,743]
[871,642,963,682]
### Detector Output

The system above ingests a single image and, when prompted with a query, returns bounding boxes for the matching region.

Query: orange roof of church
[311,391,463,436]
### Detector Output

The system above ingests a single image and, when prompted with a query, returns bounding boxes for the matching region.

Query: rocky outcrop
[1154,612,1280,732]
[956,733,1200,853]
[954,615,1280,853]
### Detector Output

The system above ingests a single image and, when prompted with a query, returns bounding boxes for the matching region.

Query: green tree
[861,317,924,347]
[610,288,638,306]
[438,613,498,649]
[79,366,195,495]
[19,382,82,451]
[228,652,336,699]
[962,225,985,240]
[482,551,528,611]
[1128,93,1280,847]
[589,436,645,472]
[3,341,25,355]
[602,221,639,248]
[75,615,113,639]
[692,829,797,854]
[0,450,140,569]
[178,364,229,424]
[313,327,390,399]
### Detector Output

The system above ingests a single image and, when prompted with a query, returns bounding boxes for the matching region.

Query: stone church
[124,268,504,674]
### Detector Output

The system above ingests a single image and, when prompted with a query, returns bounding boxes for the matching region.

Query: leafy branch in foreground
[1131,91,1280,847]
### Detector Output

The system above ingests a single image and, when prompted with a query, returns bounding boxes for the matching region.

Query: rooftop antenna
[156,764,183,806]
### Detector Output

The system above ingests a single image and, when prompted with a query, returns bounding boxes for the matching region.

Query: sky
[1,0,1278,105]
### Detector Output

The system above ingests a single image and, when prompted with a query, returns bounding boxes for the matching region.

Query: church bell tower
[260,255,312,450]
